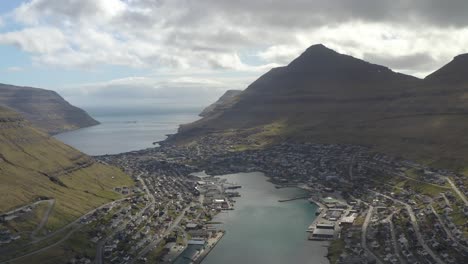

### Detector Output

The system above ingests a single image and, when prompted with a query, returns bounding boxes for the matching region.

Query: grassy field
[0,107,134,263]
[0,106,134,233]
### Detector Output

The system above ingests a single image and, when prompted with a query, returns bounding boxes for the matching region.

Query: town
[102,135,468,264]
[1,137,467,264]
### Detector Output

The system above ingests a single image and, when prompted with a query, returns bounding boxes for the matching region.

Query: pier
[194,231,225,264]
[278,196,310,202]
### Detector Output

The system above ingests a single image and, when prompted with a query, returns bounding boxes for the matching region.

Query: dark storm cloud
[168,0,468,29]
[363,52,438,72]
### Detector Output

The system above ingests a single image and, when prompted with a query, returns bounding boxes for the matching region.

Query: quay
[278,196,310,202]
[225,185,242,190]
[194,231,225,264]
[307,197,340,241]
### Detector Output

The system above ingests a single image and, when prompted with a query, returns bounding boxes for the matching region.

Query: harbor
[306,195,357,241]
[202,172,329,264]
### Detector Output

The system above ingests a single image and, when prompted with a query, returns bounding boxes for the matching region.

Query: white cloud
[6,66,23,72]
[0,0,468,78]
[14,0,127,25]
[0,27,67,54]
[58,74,256,113]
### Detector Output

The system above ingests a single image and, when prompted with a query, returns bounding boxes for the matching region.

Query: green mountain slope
[0,106,133,229]
[0,83,99,135]
[170,44,468,170]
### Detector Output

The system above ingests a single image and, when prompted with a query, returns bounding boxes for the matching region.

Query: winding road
[371,191,445,264]
[361,205,383,264]
[1,198,129,264]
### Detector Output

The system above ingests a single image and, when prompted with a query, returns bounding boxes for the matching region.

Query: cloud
[363,53,437,73]
[0,27,67,54]
[6,66,23,72]
[0,0,467,78]
[14,0,127,25]
[59,74,256,113]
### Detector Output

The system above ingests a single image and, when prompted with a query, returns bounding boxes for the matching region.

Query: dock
[194,230,225,264]
[278,196,310,202]
[307,198,332,232]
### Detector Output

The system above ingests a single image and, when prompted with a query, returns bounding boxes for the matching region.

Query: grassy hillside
[170,45,468,171]
[0,83,99,135]
[0,106,133,230]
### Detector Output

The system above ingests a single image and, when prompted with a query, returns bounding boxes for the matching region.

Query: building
[316,223,335,229]
[309,228,336,240]
[340,213,357,225]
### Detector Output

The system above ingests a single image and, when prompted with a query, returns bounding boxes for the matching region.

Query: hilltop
[0,83,99,135]
[169,44,468,171]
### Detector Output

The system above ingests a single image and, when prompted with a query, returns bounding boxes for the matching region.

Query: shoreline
[194,230,225,264]
[202,176,330,264]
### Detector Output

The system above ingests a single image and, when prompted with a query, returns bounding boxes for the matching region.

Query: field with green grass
[0,106,134,233]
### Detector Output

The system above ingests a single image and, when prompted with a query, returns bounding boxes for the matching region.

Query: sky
[0,0,468,113]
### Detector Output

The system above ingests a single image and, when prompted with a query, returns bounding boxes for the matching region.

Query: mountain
[0,83,99,135]
[0,106,133,229]
[425,53,468,84]
[170,44,468,170]
[199,90,242,117]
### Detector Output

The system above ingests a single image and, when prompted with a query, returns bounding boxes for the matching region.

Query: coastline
[194,231,225,264]
[295,185,333,263]
[201,175,329,264]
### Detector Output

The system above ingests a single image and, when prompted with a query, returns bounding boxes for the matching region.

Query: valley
[1,44,468,264]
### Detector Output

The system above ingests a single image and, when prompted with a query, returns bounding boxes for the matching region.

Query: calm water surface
[54,113,199,155]
[56,113,328,263]
[203,172,329,264]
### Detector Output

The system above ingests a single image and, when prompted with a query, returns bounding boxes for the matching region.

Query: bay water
[202,172,329,264]
[54,112,199,155]
[55,113,329,263]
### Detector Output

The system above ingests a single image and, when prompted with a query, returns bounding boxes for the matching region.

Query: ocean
[54,112,200,155]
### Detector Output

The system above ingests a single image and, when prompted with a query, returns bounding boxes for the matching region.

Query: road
[96,175,159,264]
[384,213,406,264]
[0,220,82,264]
[137,174,156,204]
[371,191,445,264]
[131,205,192,263]
[95,201,154,264]
[31,199,56,240]
[445,177,468,206]
[361,205,383,264]
[1,198,129,263]
[429,205,468,253]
